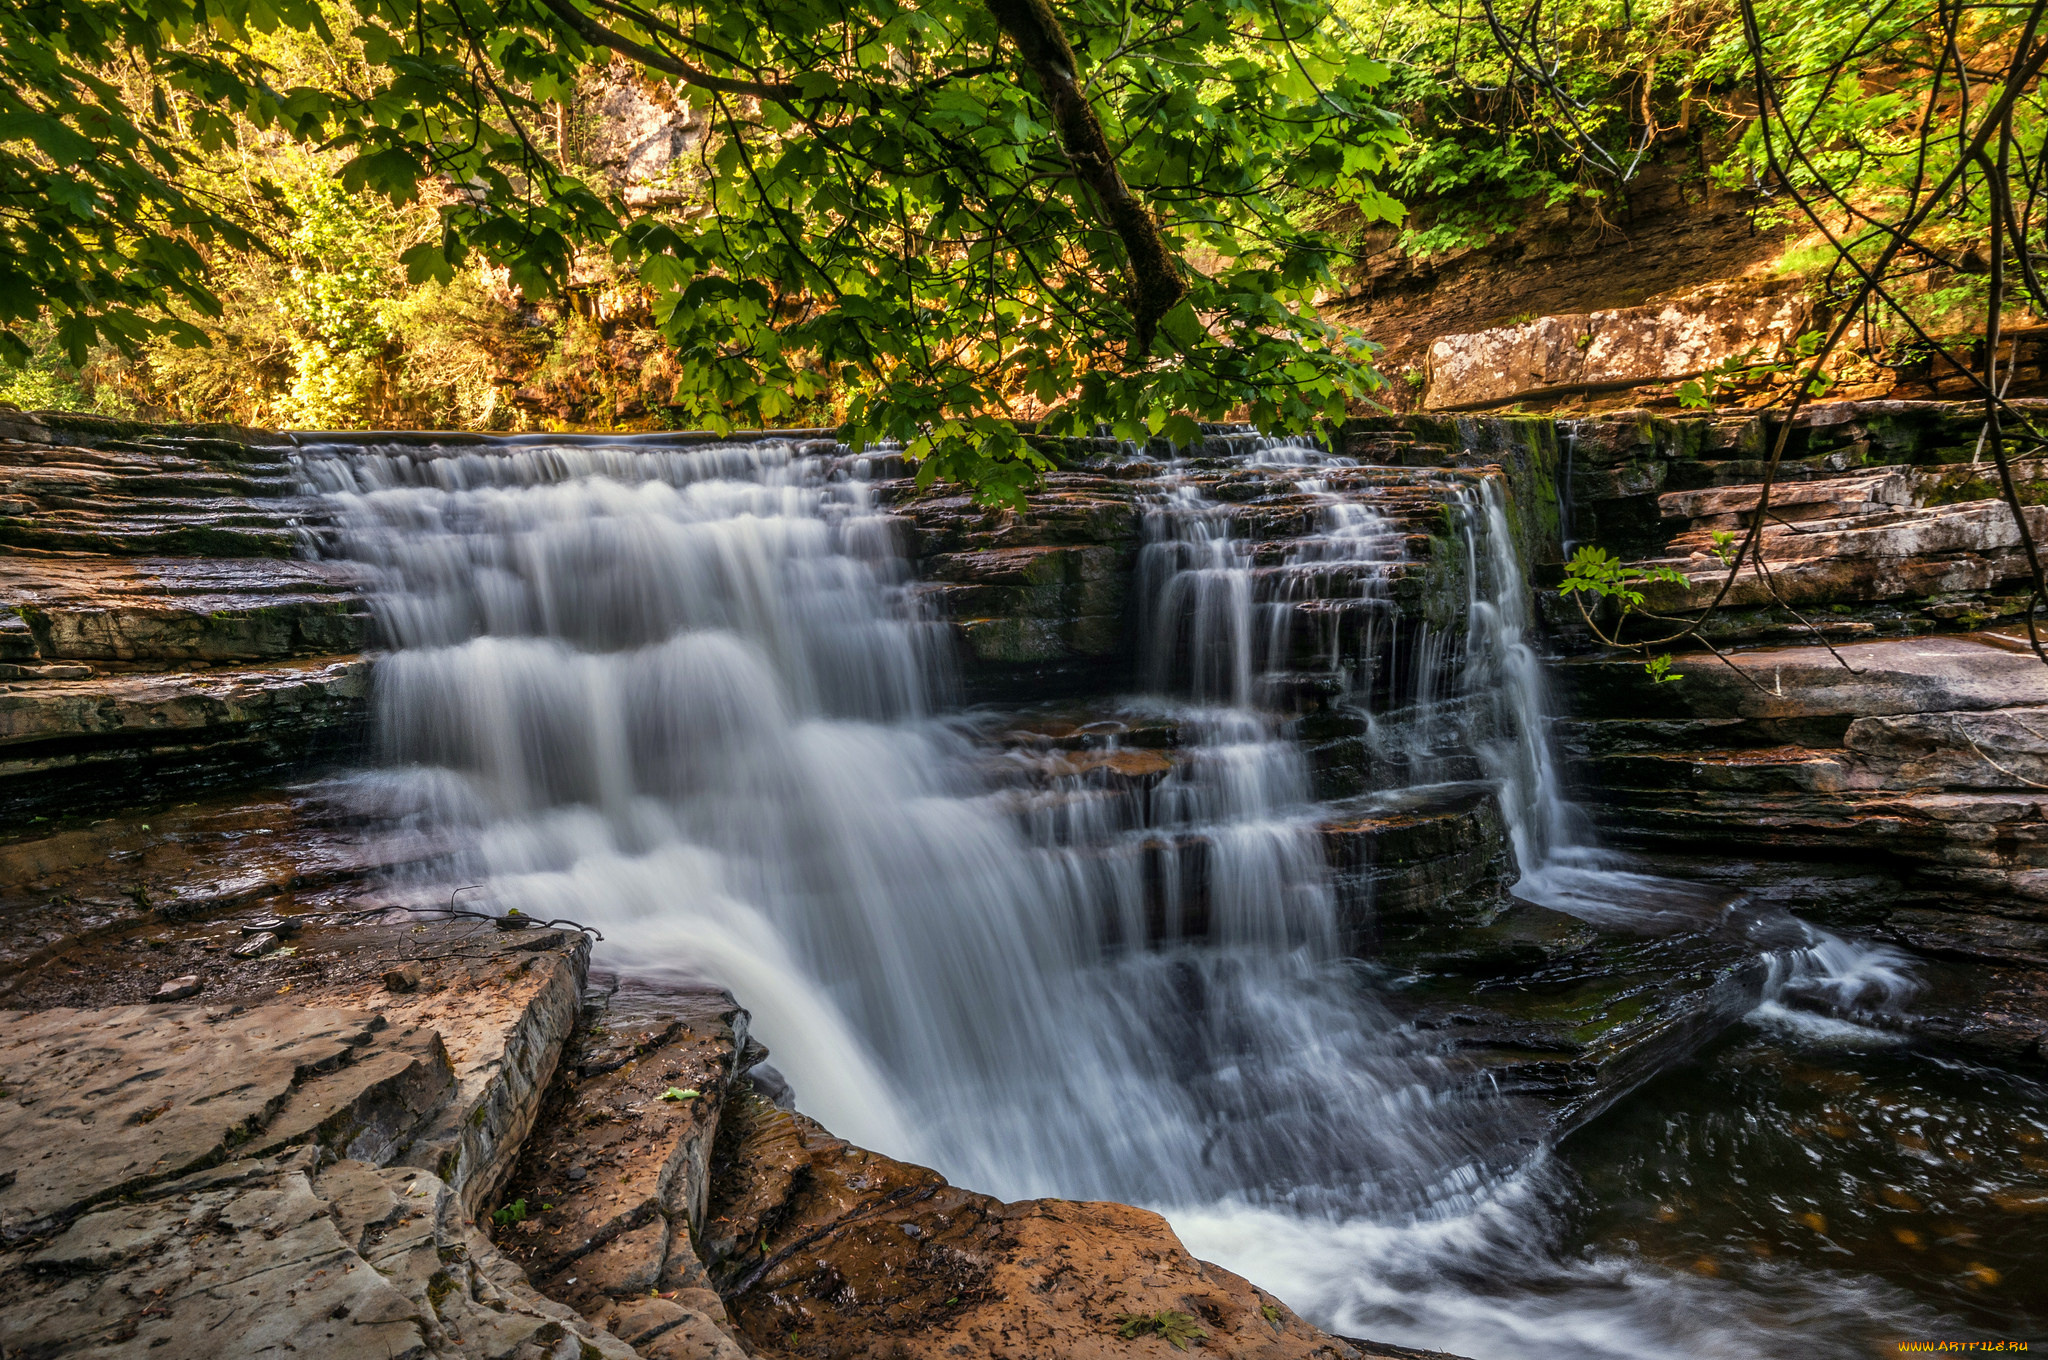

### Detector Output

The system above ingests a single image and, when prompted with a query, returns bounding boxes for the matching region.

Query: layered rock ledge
[0,417,371,820]
[1538,401,2048,1064]
[0,895,1457,1360]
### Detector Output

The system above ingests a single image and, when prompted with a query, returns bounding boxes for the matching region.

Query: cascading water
[298,431,1952,1358]
[295,433,1501,1211]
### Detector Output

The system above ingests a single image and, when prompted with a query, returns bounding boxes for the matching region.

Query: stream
[294,433,2048,1356]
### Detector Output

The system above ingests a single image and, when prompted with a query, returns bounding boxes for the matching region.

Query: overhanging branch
[982,0,1187,357]
[533,0,809,103]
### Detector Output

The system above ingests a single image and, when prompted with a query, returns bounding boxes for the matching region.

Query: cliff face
[1332,160,1795,410]
[1333,149,2048,417]
[1531,401,2048,1058]
[0,412,371,822]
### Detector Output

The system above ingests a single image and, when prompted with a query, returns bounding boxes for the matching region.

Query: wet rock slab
[0,915,636,1358]
[1322,782,1516,932]
[1383,883,1782,1138]
[0,787,443,992]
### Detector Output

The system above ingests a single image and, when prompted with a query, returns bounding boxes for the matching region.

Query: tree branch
[532,0,810,103]
[981,0,1186,357]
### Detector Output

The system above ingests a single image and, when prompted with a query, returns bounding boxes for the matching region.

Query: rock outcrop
[1541,400,2048,1065]
[1330,154,1795,411]
[493,975,1439,1360]
[0,875,1455,1360]
[703,1088,1386,1360]
[1424,280,1812,412]
[0,924,638,1359]
[0,415,370,820]
[1558,634,2048,960]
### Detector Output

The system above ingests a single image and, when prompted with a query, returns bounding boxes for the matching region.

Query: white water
[299,433,1934,1358]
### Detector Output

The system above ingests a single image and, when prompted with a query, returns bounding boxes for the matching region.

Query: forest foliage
[3,0,1407,498]
[0,0,2037,495]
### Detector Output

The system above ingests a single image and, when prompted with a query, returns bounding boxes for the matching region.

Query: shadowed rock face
[0,658,372,823]
[1556,634,2048,1060]
[898,470,1144,700]
[0,419,371,820]
[6,557,369,662]
[1557,637,2048,899]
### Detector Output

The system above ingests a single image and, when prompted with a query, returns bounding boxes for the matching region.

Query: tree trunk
[981,0,1187,358]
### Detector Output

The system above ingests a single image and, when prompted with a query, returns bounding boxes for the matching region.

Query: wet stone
[229,930,278,959]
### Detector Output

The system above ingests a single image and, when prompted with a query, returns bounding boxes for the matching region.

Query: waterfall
[1451,477,1581,872]
[295,434,1502,1213]
[1444,478,1810,931]
[297,431,1934,1360]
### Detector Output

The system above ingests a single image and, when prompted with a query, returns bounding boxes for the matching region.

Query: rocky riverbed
[4,404,2047,1353]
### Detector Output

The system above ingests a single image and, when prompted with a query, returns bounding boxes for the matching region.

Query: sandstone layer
[0,415,371,820]
[0,921,637,1359]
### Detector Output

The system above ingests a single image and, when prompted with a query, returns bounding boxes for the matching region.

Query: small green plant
[658,1087,701,1102]
[491,1199,528,1227]
[1114,1311,1208,1350]
[1643,654,1683,684]
[1709,529,1739,567]
[1559,545,1692,682]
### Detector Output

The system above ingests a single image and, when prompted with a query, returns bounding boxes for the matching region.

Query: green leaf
[0,113,93,163]
[398,242,454,285]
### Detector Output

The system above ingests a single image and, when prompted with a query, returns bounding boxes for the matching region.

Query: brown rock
[497,983,746,1307]
[384,962,424,992]
[1424,281,1810,411]
[149,975,202,1001]
[705,1090,1386,1360]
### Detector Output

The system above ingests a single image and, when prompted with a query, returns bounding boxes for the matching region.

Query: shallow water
[1564,1012,2048,1340]
[295,434,2046,1355]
